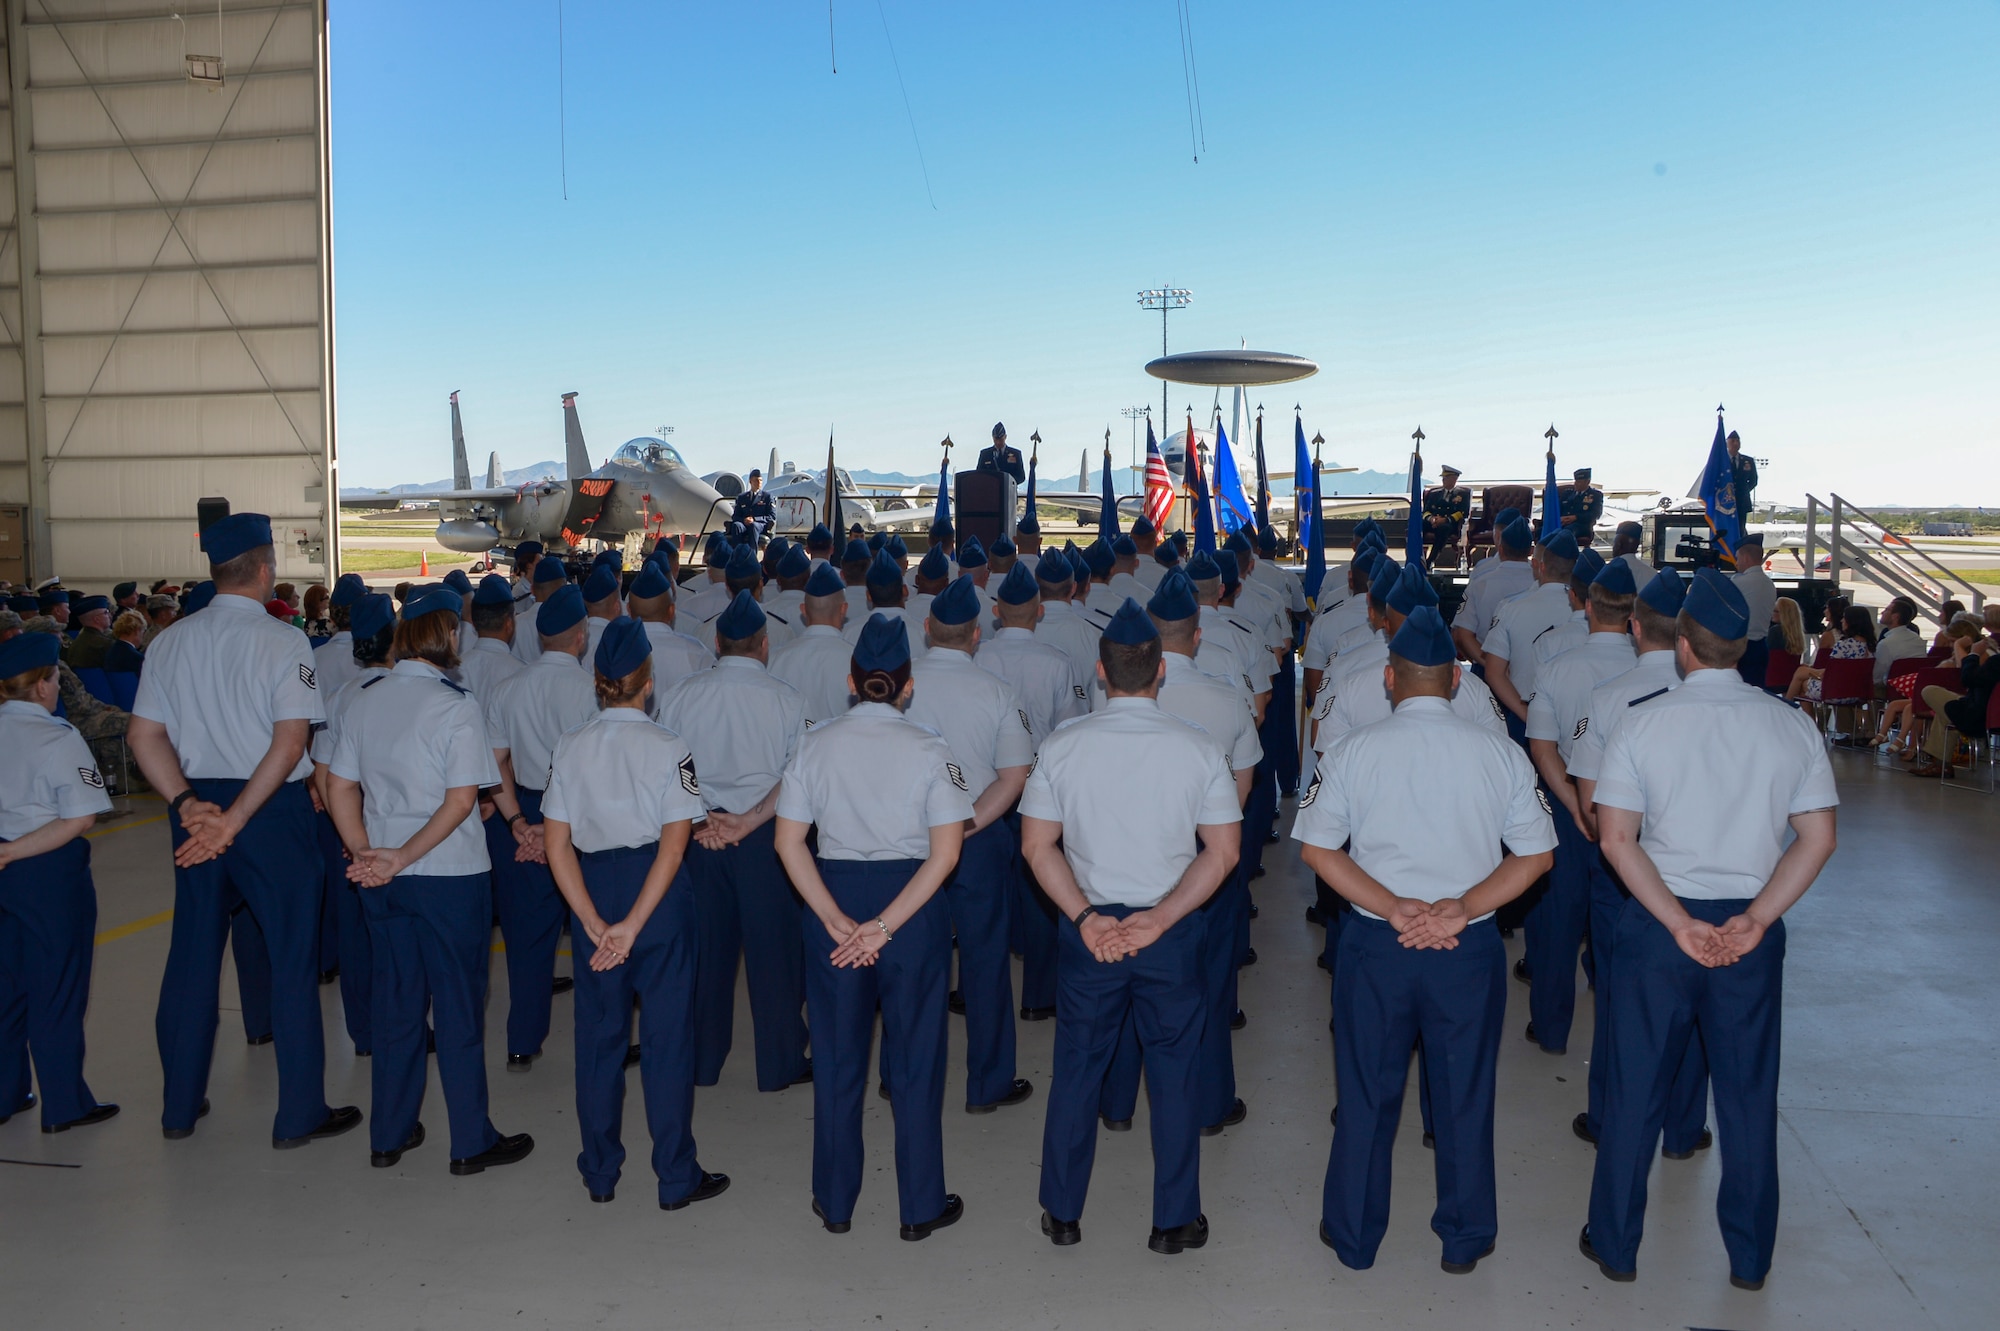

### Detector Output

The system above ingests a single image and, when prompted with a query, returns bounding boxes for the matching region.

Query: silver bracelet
[874,917,893,942]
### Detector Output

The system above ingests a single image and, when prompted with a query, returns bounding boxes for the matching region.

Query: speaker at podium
[952,470,1015,551]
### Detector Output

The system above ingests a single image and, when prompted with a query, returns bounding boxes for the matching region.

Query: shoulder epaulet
[767,611,790,625]
[440,677,469,695]
[360,675,386,689]
[1532,624,1556,642]
[1628,686,1670,707]
[1226,618,1252,633]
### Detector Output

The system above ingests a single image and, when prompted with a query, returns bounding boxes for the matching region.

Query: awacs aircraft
[342,393,730,556]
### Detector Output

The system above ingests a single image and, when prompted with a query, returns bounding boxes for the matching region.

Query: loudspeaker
[196,497,232,535]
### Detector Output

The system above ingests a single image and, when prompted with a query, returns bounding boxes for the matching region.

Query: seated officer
[731,470,775,541]
[1581,569,1839,1292]
[1421,466,1471,568]
[1294,606,1555,1275]
[1560,467,1605,545]
[1021,599,1242,1256]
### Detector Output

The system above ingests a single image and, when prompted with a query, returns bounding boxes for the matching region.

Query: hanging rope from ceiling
[875,0,937,210]
[557,0,569,199]
[1175,0,1206,163]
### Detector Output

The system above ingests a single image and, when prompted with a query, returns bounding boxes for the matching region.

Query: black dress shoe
[1201,1098,1247,1137]
[787,1059,813,1086]
[1316,955,1331,972]
[370,1122,425,1167]
[0,1091,36,1125]
[354,1047,372,1058]
[1019,1005,1056,1022]
[968,1079,1034,1114]
[1730,1273,1767,1291]
[624,1044,642,1068]
[1512,958,1532,985]
[900,1193,963,1241]
[1578,1225,1636,1282]
[1101,1114,1133,1132]
[1441,1242,1496,1275]
[1330,1106,1338,1127]
[273,1104,362,1150]
[507,1052,536,1072]
[1266,829,1281,844]
[1148,1213,1209,1255]
[164,1098,211,1140]
[1572,1112,1598,1146]
[1250,867,1266,880]
[1318,1220,1338,1252]
[878,1082,891,1102]
[1239,948,1258,967]
[245,1032,273,1047]
[590,1187,615,1203]
[812,1197,851,1234]
[1041,1210,1081,1246]
[551,975,574,995]
[1662,1128,1714,1160]
[1525,1022,1564,1055]
[947,990,966,1015]
[1305,905,1322,925]
[450,1131,534,1175]
[318,966,340,985]
[427,1029,437,1054]
[1498,926,1515,940]
[1247,902,1260,919]
[42,1102,120,1134]
[1422,1131,1436,1149]
[1230,1009,1247,1031]
[661,1171,730,1211]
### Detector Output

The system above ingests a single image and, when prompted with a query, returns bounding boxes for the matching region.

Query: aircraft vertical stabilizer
[486,451,503,487]
[562,392,592,479]
[558,392,610,547]
[450,391,471,490]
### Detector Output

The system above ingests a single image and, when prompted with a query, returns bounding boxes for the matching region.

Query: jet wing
[340,487,523,508]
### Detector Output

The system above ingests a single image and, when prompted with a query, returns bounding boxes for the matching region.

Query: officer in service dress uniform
[769,564,856,723]
[1579,569,1839,1291]
[977,422,1027,484]
[1559,467,1605,544]
[0,630,119,1134]
[1422,465,1472,569]
[128,513,358,1147]
[906,578,1036,1114]
[653,591,812,1093]
[1020,600,1243,1255]
[325,585,534,1175]
[773,615,971,1240]
[1294,606,1556,1275]
[483,584,598,1070]
[541,618,730,1210]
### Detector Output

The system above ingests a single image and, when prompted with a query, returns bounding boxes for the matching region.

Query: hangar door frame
[0,0,336,589]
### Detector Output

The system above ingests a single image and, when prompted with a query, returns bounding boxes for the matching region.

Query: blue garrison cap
[1387,561,1439,614]
[1571,547,1605,588]
[1685,568,1750,639]
[0,629,61,678]
[957,535,988,570]
[991,533,1016,558]
[8,594,39,613]
[1354,518,1382,539]
[1540,528,1580,561]
[931,516,954,538]
[805,563,846,597]
[1351,546,1382,580]
[715,589,767,641]
[1111,535,1137,559]
[1258,525,1278,554]
[1103,597,1158,646]
[917,546,950,580]
[402,584,462,621]
[1637,567,1687,616]
[594,615,651,680]
[867,531,889,553]
[442,567,473,595]
[841,539,870,565]
[1592,558,1637,597]
[1147,569,1198,623]
[331,572,368,609]
[765,535,791,561]
[473,574,515,606]
[1131,515,1156,538]
[1389,605,1455,667]
[200,512,273,565]
[1186,549,1222,582]
[181,581,217,615]
[1153,542,1181,567]
[724,544,761,584]
[537,584,586,636]
[866,550,903,591]
[1081,541,1114,577]
[703,533,730,567]
[777,544,811,579]
[996,561,1039,606]
[582,562,621,603]
[592,549,622,571]
[853,613,911,673]
[1223,529,1252,556]
[534,556,567,585]
[74,594,110,615]
[514,540,544,565]
[1035,552,1072,586]
[807,522,834,550]
[929,575,981,626]
[1016,511,1040,534]
[1369,555,1402,605]
[1492,507,1520,530]
[1499,518,1532,552]
[350,592,395,641]
[888,534,909,560]
[629,561,671,600]
[1218,552,1241,589]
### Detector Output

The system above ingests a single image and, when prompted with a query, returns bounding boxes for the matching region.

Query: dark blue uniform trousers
[1585,853,1709,1147]
[1325,914,1504,1270]
[228,904,273,1042]
[361,871,499,1160]
[688,820,809,1091]
[1588,897,1783,1282]
[1010,812,1058,1013]
[805,859,951,1227]
[1269,649,1300,795]
[1525,792,1590,1051]
[155,779,330,1139]
[572,846,703,1204]
[1041,906,1206,1230]
[489,789,565,1059]
[315,809,372,1050]
[0,838,100,1126]
[945,820,1019,1107]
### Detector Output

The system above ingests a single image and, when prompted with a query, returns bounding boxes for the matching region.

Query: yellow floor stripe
[95,909,173,946]
[86,812,167,839]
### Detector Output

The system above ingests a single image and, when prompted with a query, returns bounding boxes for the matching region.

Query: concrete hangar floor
[3,747,1990,1330]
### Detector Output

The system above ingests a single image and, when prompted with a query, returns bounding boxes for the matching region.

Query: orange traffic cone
[420,551,429,576]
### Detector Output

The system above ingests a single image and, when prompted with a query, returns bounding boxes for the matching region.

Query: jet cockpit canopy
[611,436,686,471]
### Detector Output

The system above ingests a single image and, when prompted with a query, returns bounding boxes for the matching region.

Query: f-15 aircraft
[342,393,730,557]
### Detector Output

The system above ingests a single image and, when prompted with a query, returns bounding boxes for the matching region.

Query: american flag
[1142,422,1174,530]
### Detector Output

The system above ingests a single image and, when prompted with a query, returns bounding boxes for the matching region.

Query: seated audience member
[1785,604,1875,720]
[1910,605,2000,779]
[105,611,147,675]
[301,583,333,641]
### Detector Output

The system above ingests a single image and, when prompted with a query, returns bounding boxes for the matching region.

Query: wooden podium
[953,469,1014,551]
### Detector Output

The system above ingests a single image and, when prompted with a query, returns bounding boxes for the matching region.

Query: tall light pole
[1121,405,1151,475]
[1137,285,1192,447]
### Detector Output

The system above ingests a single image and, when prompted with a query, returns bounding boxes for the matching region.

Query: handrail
[1807,492,1985,619]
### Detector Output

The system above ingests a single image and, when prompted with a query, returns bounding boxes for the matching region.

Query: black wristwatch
[169,789,197,819]
[1073,905,1099,927]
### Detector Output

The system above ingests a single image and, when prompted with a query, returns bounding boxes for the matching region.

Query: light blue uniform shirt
[0,699,111,839]
[1033,599,1102,679]
[1526,632,1639,763]
[310,664,389,766]
[769,624,860,725]
[542,708,708,852]
[1452,559,1535,636]
[312,631,360,703]
[639,620,715,693]
[906,647,1036,801]
[653,656,805,814]
[1483,580,1576,704]
[132,591,324,781]
[456,637,523,702]
[974,627,1089,745]
[484,650,598,791]
[777,702,973,860]
[1563,649,1682,783]
[1312,639,1507,754]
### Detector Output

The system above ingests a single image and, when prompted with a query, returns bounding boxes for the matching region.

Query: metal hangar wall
[0,0,335,589]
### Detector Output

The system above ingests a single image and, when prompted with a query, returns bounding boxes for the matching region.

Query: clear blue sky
[330,1,1997,504]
